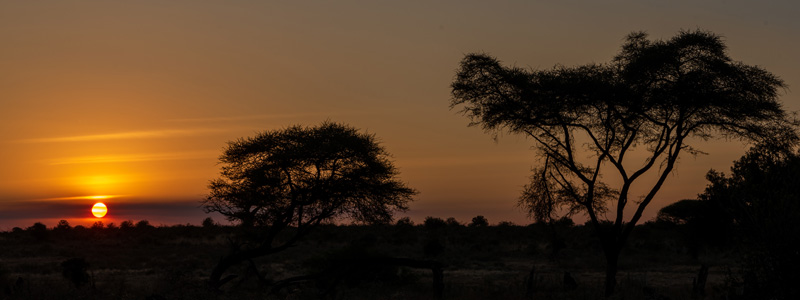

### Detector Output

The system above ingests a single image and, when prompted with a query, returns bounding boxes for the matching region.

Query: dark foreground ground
[1,221,743,299]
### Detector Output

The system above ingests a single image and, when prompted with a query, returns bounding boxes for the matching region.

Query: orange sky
[1,1,799,230]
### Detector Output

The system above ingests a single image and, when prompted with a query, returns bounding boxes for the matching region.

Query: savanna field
[1,218,743,300]
[4,2,800,300]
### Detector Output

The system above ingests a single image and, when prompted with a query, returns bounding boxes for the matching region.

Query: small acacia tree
[203,121,416,289]
[450,30,797,296]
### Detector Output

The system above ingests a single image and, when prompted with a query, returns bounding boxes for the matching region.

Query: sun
[91,202,108,218]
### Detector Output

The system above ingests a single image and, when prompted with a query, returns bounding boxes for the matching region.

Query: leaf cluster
[451,30,797,225]
[700,144,800,298]
[203,122,416,230]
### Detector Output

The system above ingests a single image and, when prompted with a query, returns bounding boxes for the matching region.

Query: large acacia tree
[450,30,796,296]
[203,122,416,289]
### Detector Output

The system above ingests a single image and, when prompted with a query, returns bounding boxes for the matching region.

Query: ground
[0,222,741,299]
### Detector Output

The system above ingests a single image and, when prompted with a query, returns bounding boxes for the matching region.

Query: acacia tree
[203,122,416,289]
[450,30,796,296]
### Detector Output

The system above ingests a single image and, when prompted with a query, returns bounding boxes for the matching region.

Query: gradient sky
[1,1,799,230]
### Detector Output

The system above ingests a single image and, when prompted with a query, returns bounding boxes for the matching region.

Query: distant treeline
[0,215,718,255]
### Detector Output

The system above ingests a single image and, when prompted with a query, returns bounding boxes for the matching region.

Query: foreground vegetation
[1,218,752,299]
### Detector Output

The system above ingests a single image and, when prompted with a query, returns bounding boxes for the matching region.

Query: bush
[27,222,48,241]
[61,258,90,288]
[469,215,488,227]
[423,217,446,231]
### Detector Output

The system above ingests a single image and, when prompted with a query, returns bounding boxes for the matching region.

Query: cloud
[38,195,124,201]
[166,111,371,123]
[399,154,532,168]
[47,151,218,165]
[0,198,212,224]
[19,128,225,143]
[168,114,303,123]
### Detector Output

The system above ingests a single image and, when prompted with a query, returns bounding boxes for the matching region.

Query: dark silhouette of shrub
[395,217,414,227]
[135,220,153,229]
[61,258,90,289]
[390,217,417,245]
[657,199,732,258]
[120,220,134,230]
[552,216,574,227]
[445,217,461,227]
[27,222,48,241]
[497,221,515,227]
[91,221,104,230]
[701,145,800,299]
[201,217,216,228]
[423,217,446,231]
[55,220,71,231]
[71,225,87,236]
[469,215,488,227]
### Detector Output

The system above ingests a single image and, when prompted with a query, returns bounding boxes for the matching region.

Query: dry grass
[1,224,740,299]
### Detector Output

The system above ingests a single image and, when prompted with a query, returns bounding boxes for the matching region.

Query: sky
[1,1,799,230]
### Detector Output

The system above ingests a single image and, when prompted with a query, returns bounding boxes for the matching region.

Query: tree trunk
[692,264,709,298]
[604,248,620,297]
[525,265,536,298]
[209,253,246,289]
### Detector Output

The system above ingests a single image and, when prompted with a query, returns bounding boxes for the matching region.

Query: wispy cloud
[400,154,533,168]
[39,195,124,201]
[19,128,225,143]
[167,112,370,123]
[47,151,218,165]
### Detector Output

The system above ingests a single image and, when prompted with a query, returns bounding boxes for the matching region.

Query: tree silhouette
[445,217,461,227]
[120,220,134,231]
[201,217,216,228]
[91,221,104,230]
[469,215,488,227]
[701,143,800,298]
[450,30,797,296]
[55,220,71,231]
[135,220,153,230]
[657,199,731,258]
[423,217,446,231]
[203,122,416,289]
[395,217,414,227]
[657,199,707,225]
[27,222,48,241]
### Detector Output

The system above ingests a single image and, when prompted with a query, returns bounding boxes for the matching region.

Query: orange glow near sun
[91,202,108,218]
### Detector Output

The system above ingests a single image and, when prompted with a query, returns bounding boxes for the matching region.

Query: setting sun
[91,202,108,218]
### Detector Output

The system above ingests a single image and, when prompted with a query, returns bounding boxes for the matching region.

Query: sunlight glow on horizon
[41,195,122,201]
[46,151,217,165]
[1,1,798,229]
[18,128,227,143]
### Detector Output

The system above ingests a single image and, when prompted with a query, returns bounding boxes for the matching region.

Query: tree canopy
[203,121,416,288]
[700,144,800,298]
[204,122,415,227]
[450,29,797,296]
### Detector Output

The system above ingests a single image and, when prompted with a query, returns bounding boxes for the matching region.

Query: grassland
[0,221,742,299]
